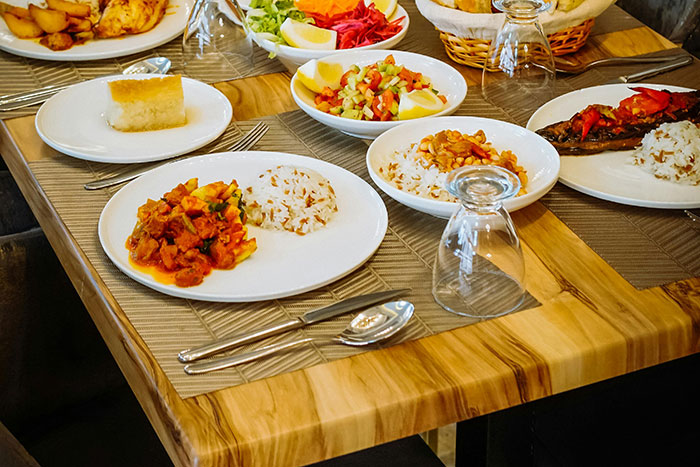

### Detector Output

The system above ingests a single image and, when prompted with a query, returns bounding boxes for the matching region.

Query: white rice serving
[243,165,337,235]
[379,143,456,202]
[630,121,700,186]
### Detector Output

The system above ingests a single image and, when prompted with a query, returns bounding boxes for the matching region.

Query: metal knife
[177,288,411,363]
[604,55,694,84]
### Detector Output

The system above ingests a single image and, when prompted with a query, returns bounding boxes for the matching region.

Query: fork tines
[228,121,269,152]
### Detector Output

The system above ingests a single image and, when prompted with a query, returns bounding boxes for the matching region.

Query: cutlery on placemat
[553,54,690,75]
[177,288,411,363]
[604,55,693,84]
[0,57,172,112]
[83,121,269,190]
[183,300,415,375]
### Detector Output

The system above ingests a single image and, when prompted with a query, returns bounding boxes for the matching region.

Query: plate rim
[526,83,700,209]
[34,74,233,164]
[98,150,389,302]
[0,0,191,61]
[366,115,561,218]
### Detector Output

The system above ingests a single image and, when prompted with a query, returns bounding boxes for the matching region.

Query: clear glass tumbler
[432,166,525,318]
[182,0,254,82]
[481,0,555,113]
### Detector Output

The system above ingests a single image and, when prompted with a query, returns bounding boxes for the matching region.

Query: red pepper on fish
[536,87,700,155]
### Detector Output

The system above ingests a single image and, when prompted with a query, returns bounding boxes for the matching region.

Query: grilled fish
[536,87,700,155]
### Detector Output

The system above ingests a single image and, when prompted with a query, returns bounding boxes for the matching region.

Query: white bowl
[366,116,561,218]
[253,5,410,72]
[291,50,468,139]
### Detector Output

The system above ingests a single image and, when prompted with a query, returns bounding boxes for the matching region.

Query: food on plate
[246,0,404,50]
[243,165,338,235]
[296,59,344,93]
[379,129,527,201]
[127,179,257,287]
[0,0,168,50]
[279,17,336,50]
[536,87,700,155]
[94,0,167,38]
[629,121,700,186]
[307,55,447,121]
[106,75,186,132]
[1,10,43,37]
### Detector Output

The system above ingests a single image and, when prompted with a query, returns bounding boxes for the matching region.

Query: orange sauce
[128,255,178,285]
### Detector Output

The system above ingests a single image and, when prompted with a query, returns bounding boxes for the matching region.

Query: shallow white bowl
[366,116,561,218]
[291,50,467,139]
[253,5,410,72]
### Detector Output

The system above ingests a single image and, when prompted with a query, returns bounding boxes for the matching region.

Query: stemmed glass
[432,166,525,318]
[182,0,254,82]
[481,0,556,113]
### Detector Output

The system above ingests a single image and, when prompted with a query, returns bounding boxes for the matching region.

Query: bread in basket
[415,0,616,68]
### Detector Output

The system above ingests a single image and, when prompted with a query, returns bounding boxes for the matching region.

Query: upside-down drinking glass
[481,0,555,113]
[182,0,254,82]
[432,166,525,318]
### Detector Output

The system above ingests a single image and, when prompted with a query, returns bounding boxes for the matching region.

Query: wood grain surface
[1,19,698,467]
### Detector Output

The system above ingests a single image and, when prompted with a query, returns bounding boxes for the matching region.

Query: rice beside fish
[243,165,338,235]
[629,121,700,186]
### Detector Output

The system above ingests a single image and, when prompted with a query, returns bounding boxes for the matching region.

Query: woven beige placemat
[28,113,540,399]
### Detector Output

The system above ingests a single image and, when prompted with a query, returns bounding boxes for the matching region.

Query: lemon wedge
[398,89,446,120]
[296,59,343,94]
[364,0,398,17]
[279,18,337,50]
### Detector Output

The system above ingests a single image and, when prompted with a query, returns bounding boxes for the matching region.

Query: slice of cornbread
[106,75,186,132]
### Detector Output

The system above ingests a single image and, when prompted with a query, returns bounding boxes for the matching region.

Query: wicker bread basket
[416,0,614,69]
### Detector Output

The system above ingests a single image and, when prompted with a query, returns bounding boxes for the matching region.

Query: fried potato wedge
[1,12,43,38]
[29,4,70,33]
[39,31,73,50]
[67,15,91,32]
[0,2,31,18]
[46,0,91,17]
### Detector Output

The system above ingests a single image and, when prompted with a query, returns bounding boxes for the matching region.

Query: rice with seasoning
[243,165,338,235]
[629,121,700,185]
[379,143,456,202]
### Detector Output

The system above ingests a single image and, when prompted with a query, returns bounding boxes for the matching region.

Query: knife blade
[177,288,410,363]
[604,55,694,84]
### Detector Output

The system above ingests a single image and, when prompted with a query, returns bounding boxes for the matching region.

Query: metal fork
[83,122,269,190]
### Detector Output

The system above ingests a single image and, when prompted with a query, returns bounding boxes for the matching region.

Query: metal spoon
[183,300,415,375]
[0,57,172,112]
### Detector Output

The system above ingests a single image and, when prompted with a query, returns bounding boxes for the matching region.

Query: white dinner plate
[291,49,467,139]
[366,116,560,218]
[0,0,191,61]
[35,74,232,164]
[98,151,388,302]
[527,83,700,209]
[253,5,409,72]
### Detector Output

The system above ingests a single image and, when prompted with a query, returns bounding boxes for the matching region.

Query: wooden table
[2,15,699,467]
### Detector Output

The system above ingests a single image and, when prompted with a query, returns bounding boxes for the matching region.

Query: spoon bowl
[337,301,414,346]
[184,301,415,375]
[123,57,172,75]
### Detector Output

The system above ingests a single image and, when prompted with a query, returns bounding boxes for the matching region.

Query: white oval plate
[0,0,191,61]
[527,83,700,209]
[253,5,409,72]
[367,116,560,218]
[35,74,232,164]
[98,151,388,302]
[291,49,467,139]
